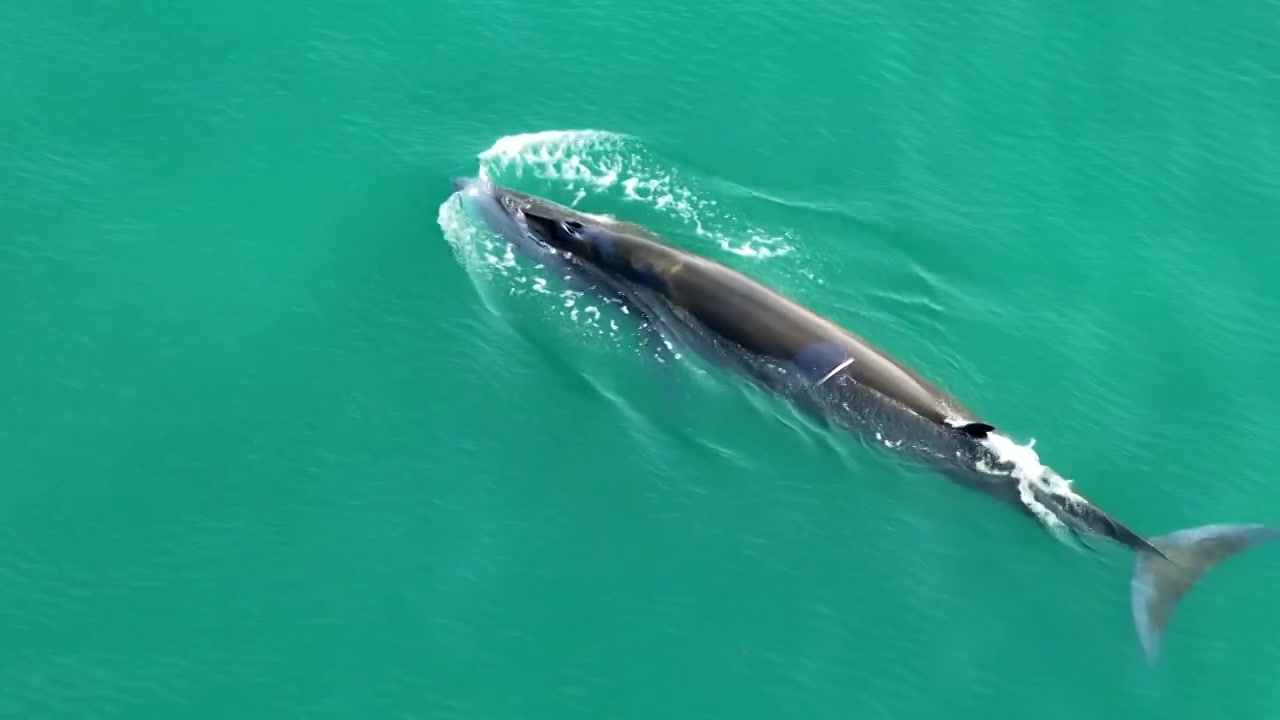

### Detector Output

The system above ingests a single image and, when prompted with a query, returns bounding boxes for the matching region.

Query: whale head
[451,176,607,254]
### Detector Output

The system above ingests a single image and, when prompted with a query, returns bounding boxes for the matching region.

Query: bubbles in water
[973,429,1088,541]
[438,128,800,361]
[471,129,795,259]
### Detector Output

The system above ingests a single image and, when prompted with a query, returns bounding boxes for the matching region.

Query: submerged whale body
[450,175,1277,661]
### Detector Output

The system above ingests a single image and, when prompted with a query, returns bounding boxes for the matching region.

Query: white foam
[981,431,1047,479]
[439,128,799,363]
[971,429,1089,541]
[472,129,795,259]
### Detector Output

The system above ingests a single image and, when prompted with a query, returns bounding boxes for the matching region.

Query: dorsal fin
[956,421,995,439]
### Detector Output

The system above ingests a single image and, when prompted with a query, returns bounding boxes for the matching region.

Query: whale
[449,175,1277,661]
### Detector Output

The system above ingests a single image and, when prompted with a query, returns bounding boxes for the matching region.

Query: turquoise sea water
[5,0,1280,717]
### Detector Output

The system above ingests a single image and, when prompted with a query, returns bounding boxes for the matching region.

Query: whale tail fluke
[1130,523,1279,661]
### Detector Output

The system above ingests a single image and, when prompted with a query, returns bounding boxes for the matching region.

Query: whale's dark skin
[450,176,1278,662]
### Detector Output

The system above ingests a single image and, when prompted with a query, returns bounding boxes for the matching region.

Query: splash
[439,128,798,358]
[471,129,795,259]
[976,430,1090,542]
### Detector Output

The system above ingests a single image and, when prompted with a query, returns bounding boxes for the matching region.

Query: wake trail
[473,129,795,259]
[439,128,797,358]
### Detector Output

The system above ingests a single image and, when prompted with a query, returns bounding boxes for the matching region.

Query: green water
[5,0,1280,717]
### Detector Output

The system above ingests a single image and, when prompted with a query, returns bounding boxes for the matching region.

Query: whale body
[450,175,1277,661]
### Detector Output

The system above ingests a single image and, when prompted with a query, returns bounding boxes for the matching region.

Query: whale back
[542,213,978,428]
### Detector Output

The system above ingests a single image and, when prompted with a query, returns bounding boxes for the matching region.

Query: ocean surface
[4,0,1280,717]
